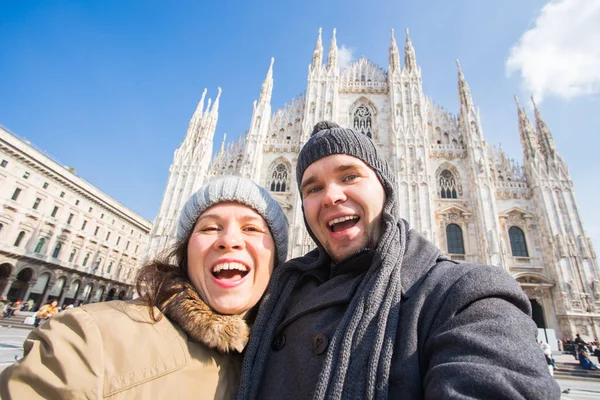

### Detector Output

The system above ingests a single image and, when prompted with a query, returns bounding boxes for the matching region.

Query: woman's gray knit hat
[177,176,289,267]
[296,121,395,197]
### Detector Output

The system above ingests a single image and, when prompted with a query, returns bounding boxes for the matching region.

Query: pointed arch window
[353,105,373,138]
[446,224,465,254]
[509,226,529,257]
[34,238,45,253]
[439,170,458,199]
[270,163,289,192]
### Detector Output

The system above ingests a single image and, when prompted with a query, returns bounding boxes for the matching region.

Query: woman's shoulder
[72,300,183,338]
[79,299,158,321]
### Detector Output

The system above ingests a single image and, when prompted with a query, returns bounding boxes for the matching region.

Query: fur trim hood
[159,276,250,353]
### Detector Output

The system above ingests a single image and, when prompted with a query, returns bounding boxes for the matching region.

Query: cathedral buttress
[389,29,433,238]
[239,58,274,182]
[148,88,219,258]
[456,61,503,266]
[521,99,599,324]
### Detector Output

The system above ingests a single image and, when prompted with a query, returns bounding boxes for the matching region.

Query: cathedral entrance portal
[530,299,547,329]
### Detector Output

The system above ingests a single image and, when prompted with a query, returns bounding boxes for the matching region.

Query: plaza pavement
[0,326,28,373]
[0,327,599,398]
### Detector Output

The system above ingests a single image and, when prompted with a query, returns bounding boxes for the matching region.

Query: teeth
[212,262,248,273]
[328,215,359,227]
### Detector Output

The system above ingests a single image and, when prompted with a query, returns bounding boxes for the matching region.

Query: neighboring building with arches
[147,28,599,343]
[0,127,151,307]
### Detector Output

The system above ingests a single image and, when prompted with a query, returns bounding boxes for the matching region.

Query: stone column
[39,281,54,307]
[0,278,14,298]
[57,285,69,308]
[21,280,37,303]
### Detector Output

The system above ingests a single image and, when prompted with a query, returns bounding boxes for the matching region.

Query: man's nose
[322,184,346,207]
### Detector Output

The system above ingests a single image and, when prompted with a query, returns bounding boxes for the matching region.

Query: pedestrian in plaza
[578,344,600,370]
[0,176,288,399]
[0,296,8,317]
[24,298,35,312]
[33,300,59,327]
[238,121,559,399]
[3,300,21,319]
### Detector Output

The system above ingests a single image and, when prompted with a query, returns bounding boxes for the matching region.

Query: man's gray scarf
[237,216,443,400]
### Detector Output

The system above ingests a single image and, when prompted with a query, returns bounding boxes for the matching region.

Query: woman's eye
[201,226,219,232]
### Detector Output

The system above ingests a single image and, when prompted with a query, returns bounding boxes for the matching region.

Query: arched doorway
[93,286,105,303]
[106,288,117,301]
[63,280,81,306]
[47,276,66,303]
[8,267,34,301]
[29,272,51,309]
[81,283,93,304]
[118,290,126,300]
[0,263,13,297]
[530,299,547,329]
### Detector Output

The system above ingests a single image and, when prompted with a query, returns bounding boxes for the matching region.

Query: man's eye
[307,186,321,194]
[343,174,358,182]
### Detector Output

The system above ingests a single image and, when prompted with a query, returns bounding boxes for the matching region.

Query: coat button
[272,333,286,351]
[312,333,329,355]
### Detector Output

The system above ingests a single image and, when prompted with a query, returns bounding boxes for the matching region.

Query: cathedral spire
[311,27,323,70]
[219,133,227,154]
[259,58,274,105]
[531,96,557,160]
[185,88,208,136]
[456,60,474,110]
[389,28,401,73]
[211,87,222,115]
[403,28,417,72]
[327,28,338,71]
[514,95,538,160]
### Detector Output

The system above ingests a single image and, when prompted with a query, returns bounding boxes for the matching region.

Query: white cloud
[506,0,600,102]
[338,45,354,69]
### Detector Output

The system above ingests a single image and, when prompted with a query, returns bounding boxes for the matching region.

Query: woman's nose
[215,228,244,250]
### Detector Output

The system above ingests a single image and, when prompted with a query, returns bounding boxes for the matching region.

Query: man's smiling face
[300,154,386,263]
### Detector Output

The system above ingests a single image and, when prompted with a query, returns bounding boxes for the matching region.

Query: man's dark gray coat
[249,228,560,399]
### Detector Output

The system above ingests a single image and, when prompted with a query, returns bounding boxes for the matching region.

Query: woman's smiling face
[186,202,276,315]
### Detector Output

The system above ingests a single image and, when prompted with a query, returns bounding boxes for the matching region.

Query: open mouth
[211,262,249,281]
[328,215,360,233]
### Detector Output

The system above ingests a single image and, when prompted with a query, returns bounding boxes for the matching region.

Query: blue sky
[1,0,599,254]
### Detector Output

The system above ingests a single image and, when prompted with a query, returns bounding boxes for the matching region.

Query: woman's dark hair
[135,233,192,321]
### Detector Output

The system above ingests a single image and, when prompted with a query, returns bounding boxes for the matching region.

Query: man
[238,121,559,399]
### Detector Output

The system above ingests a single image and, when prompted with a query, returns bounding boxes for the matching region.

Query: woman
[0,176,288,399]
[34,299,59,327]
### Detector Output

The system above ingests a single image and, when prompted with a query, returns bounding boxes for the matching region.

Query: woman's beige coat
[0,281,250,400]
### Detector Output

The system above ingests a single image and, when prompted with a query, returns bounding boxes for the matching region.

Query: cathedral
[148,28,600,343]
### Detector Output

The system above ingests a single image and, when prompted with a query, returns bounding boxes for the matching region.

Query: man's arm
[422,265,560,399]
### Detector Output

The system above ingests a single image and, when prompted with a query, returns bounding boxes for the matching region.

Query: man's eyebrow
[301,162,365,191]
[300,175,317,192]
[335,162,363,172]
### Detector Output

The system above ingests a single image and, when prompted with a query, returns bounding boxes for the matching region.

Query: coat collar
[159,276,250,354]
